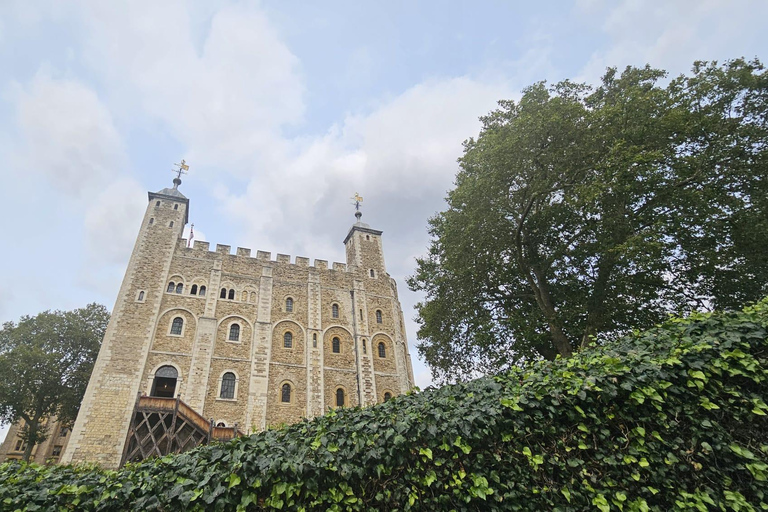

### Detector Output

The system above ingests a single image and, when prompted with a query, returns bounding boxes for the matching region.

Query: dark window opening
[229,324,240,342]
[332,337,340,353]
[170,317,183,335]
[286,297,293,312]
[220,288,227,299]
[155,201,160,207]
[190,284,198,295]
[216,422,226,427]
[167,282,175,293]
[170,221,174,227]
[281,383,291,403]
[378,342,386,358]
[220,372,236,399]
[284,331,293,348]
[384,392,392,402]
[151,365,178,398]
[336,388,345,407]
[370,269,375,277]
[313,333,317,348]
[199,286,206,296]
[376,310,382,323]
[332,303,339,318]
[228,289,235,300]
[174,204,178,210]
[175,283,183,294]
[138,291,145,301]
[149,218,154,225]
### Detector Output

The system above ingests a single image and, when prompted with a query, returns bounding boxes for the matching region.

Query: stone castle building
[60,177,414,468]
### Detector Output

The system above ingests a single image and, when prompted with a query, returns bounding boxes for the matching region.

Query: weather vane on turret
[172,159,190,188]
[351,192,364,221]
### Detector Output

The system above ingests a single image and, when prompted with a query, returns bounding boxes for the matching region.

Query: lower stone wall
[265,363,307,427]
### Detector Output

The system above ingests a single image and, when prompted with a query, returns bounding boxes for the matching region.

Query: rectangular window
[52,445,63,456]
[59,427,68,437]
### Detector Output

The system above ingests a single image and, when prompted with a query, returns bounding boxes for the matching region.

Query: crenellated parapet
[179,239,352,273]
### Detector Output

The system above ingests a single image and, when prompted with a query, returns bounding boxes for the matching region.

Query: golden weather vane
[173,159,190,180]
[351,192,363,211]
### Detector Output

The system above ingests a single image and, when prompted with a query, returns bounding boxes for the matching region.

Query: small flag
[188,224,194,248]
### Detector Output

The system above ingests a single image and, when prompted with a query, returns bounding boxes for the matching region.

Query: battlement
[179,239,348,272]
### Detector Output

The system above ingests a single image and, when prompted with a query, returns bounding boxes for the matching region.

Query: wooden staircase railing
[120,394,243,466]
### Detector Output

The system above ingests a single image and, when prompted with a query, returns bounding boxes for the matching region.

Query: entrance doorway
[151,365,178,398]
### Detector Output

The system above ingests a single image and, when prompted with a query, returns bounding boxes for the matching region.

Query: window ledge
[215,398,237,402]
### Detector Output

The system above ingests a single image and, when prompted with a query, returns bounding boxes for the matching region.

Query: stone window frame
[216,370,239,402]
[375,309,383,324]
[369,269,376,278]
[219,282,237,301]
[332,336,341,353]
[145,362,184,396]
[166,276,185,294]
[331,303,340,319]
[283,330,294,349]
[168,316,186,337]
[227,321,241,343]
[279,380,295,405]
[135,290,146,303]
[334,386,347,407]
[378,341,387,358]
[381,390,394,403]
[285,296,294,313]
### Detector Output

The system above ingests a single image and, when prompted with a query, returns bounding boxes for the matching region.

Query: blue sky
[1,0,766,444]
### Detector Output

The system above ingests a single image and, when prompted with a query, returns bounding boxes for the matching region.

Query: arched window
[378,342,386,358]
[362,338,367,354]
[370,269,375,277]
[366,235,370,240]
[138,291,145,301]
[313,333,317,348]
[336,388,345,407]
[220,372,236,399]
[199,286,206,296]
[228,289,235,300]
[285,297,293,312]
[167,282,175,293]
[229,324,240,342]
[170,317,183,335]
[376,310,383,324]
[170,221,174,228]
[384,392,392,402]
[149,218,154,225]
[220,288,227,299]
[151,365,178,398]
[332,337,340,353]
[332,304,339,318]
[281,383,291,403]
[216,422,226,427]
[283,332,293,348]
[175,283,183,294]
[174,204,178,210]
[155,201,160,207]
[190,284,198,295]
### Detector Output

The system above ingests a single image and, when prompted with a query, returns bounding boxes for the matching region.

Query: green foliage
[408,58,768,381]
[2,300,768,510]
[0,303,109,461]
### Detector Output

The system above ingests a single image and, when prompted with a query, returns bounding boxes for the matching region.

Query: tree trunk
[22,419,38,462]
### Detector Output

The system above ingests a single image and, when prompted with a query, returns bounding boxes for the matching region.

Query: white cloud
[577,0,768,83]
[7,72,126,197]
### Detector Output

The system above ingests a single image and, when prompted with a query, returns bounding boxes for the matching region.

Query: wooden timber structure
[120,394,243,466]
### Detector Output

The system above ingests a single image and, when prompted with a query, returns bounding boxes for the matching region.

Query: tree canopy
[0,303,109,461]
[408,58,768,383]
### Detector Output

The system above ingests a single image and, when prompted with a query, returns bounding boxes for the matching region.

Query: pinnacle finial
[172,159,190,188]
[351,192,363,221]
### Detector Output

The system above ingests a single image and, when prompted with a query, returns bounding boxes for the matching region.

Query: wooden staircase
[121,394,243,466]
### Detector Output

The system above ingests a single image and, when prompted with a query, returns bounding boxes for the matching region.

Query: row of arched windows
[168,317,388,358]
[220,288,236,300]
[329,304,383,324]
[166,282,206,296]
[152,365,392,407]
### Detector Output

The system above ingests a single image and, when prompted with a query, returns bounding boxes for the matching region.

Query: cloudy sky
[0,0,766,444]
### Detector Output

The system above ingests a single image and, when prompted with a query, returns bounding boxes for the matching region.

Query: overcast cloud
[1,0,766,443]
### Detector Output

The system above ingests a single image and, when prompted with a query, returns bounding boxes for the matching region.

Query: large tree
[0,304,109,461]
[408,59,768,383]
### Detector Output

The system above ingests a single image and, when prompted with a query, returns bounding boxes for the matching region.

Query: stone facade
[0,416,72,464]
[61,181,414,468]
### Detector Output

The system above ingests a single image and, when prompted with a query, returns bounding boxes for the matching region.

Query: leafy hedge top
[2,300,768,511]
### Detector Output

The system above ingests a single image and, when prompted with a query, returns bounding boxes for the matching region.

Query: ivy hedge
[2,301,768,511]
